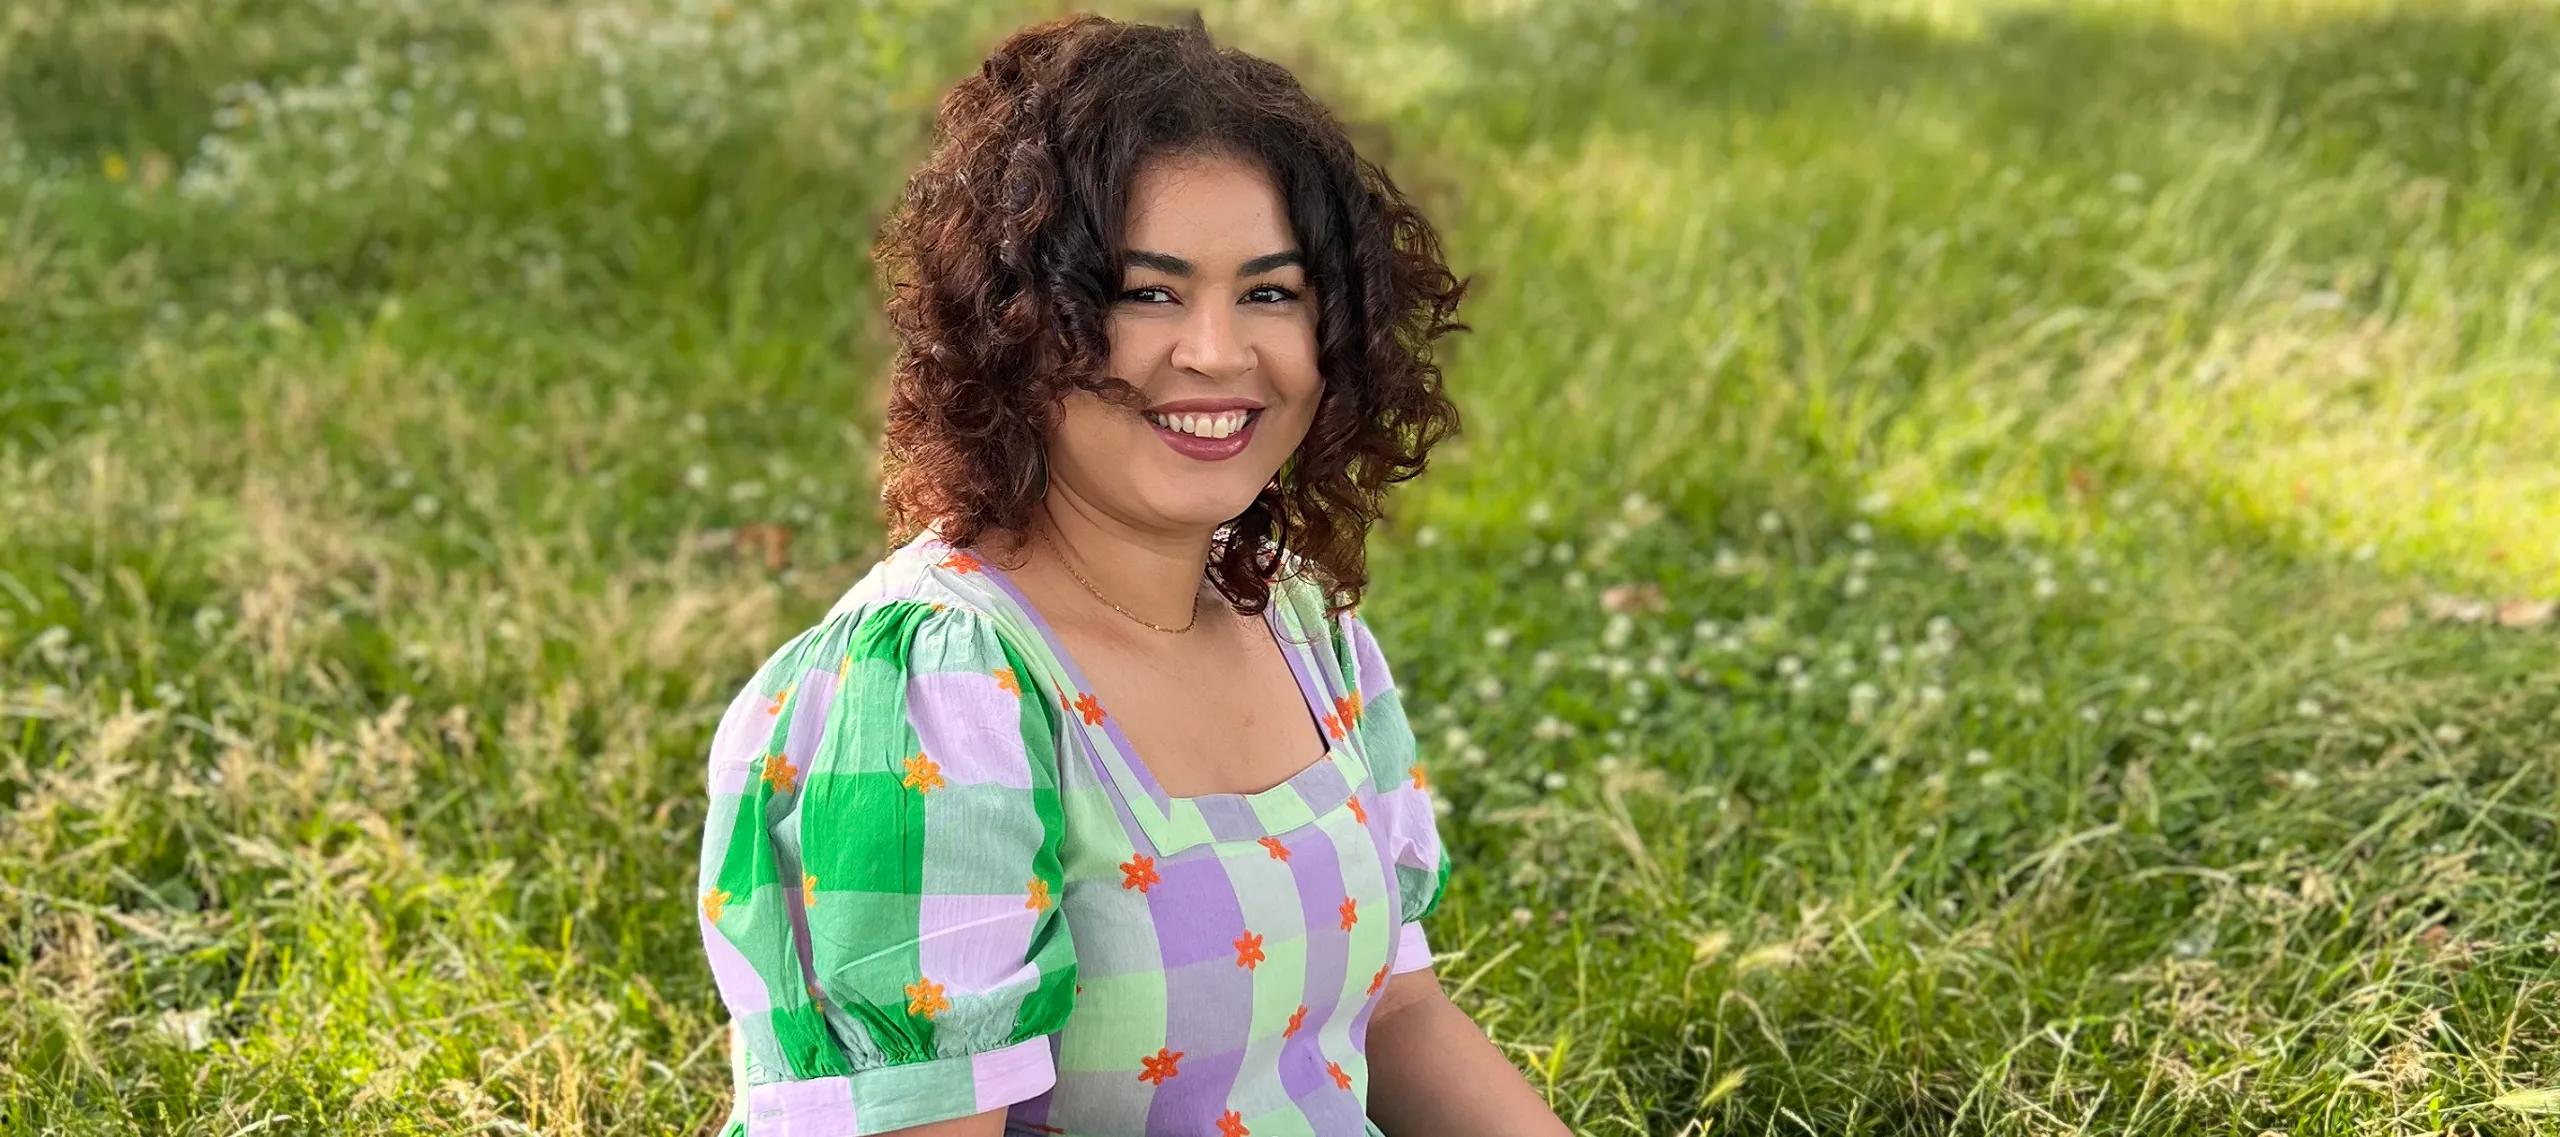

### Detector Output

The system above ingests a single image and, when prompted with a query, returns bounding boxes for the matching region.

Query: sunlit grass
[4,0,2557,1133]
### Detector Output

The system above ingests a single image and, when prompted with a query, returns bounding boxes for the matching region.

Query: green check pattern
[697,528,1452,1136]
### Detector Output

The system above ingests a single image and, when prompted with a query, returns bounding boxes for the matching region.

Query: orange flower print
[1368,962,1389,995]
[1327,1060,1353,1089]
[765,686,791,716]
[1333,691,1362,729]
[1339,896,1358,931]
[940,551,984,574]
[803,873,817,908]
[1322,711,1345,740]
[1233,930,1265,970]
[1347,795,1367,824]
[1217,1111,1250,1137]
[1258,836,1291,861]
[905,977,949,1019]
[1073,692,1107,725]
[1409,763,1429,791]
[1283,1004,1308,1038]
[1138,1046,1184,1084]
[760,754,799,794]
[992,666,1020,695]
[902,753,945,793]
[1120,854,1160,893]
[700,888,731,922]
[1025,877,1052,912]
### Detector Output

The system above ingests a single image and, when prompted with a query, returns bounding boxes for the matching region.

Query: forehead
[1121,153,1295,258]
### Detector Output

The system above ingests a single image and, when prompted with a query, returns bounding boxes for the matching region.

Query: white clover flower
[1964,748,1991,767]
[1472,675,1505,702]
[1483,625,1514,650]
[1848,521,1874,544]
[1532,716,1572,741]
[1602,613,1633,650]
[2033,577,2060,601]
[1461,744,1486,766]
[1844,575,1868,598]
[1879,644,1904,666]
[1541,771,1568,791]
[1919,684,1946,706]
[1531,649,1561,675]
[2433,723,2466,745]
[1521,544,1545,566]
[1851,549,1876,570]
[2186,732,2216,753]
[2079,705,2102,724]
[1416,526,1440,548]
[2015,685,2044,706]
[2141,707,2168,725]
[2296,699,2324,719]
[1527,500,1553,524]
[684,464,710,489]
[1775,655,1802,677]
[1562,570,1586,592]
[1867,753,1895,775]
[1441,726,1472,751]
[1788,674,1813,694]
[1757,510,1782,533]
[1692,619,1721,640]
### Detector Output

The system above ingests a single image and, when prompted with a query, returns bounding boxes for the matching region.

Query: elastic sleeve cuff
[1390,920,1433,975]
[742,1035,1054,1136]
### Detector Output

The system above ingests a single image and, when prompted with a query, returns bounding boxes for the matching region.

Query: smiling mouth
[1142,408,1259,439]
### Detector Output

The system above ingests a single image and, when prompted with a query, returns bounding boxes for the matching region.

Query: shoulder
[733,537,1014,701]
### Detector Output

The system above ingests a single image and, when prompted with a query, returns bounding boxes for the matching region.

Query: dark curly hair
[872,12,1468,618]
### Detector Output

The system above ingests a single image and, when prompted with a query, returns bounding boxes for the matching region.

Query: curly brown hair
[871,12,1468,618]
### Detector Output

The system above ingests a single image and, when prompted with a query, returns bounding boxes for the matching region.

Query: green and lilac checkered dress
[697,525,1452,1136]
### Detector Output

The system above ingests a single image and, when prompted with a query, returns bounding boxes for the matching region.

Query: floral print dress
[697,525,1451,1136]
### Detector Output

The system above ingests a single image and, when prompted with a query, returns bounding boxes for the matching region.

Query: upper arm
[698,600,1077,1135]
[1339,607,1454,971]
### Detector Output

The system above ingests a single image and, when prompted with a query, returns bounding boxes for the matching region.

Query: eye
[1245,284,1301,303]
[1119,286,1174,304]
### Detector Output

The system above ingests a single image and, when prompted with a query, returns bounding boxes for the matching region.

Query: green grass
[5,0,2558,1132]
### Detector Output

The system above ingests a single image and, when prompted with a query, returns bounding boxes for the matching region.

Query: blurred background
[4,0,2557,1132]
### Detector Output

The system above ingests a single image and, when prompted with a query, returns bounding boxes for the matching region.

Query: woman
[695,14,1570,1136]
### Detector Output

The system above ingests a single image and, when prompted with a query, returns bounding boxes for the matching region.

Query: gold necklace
[1036,527,1202,634]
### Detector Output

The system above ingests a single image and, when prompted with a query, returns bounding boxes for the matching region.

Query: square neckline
[906,530,1382,850]
[958,539,1355,807]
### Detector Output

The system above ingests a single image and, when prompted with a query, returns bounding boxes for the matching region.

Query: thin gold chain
[1036,526,1202,634]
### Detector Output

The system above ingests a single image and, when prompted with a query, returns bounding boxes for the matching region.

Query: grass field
[5,0,2560,1132]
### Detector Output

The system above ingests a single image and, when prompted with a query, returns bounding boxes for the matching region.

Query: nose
[1167,295,1253,379]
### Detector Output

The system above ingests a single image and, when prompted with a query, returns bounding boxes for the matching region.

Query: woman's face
[1043,151,1323,540]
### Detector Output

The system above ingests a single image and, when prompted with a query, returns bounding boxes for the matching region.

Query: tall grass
[3,0,2556,1133]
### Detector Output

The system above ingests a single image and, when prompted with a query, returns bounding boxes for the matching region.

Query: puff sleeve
[697,599,1077,1136]
[1338,606,1452,976]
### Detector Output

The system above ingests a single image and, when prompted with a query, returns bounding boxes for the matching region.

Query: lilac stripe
[699,913,771,1014]
[968,1036,1058,1113]
[783,667,840,769]
[1274,824,1363,1128]
[1197,793,1265,842]
[1144,851,1254,1131]
[1008,1034,1064,1132]
[1392,921,1432,974]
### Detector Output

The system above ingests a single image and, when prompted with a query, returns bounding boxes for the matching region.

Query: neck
[1013,494,1218,631]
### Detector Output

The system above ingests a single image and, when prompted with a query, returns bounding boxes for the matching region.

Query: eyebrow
[1123,249,1305,277]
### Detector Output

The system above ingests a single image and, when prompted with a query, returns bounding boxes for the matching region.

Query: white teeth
[1149,410,1251,439]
